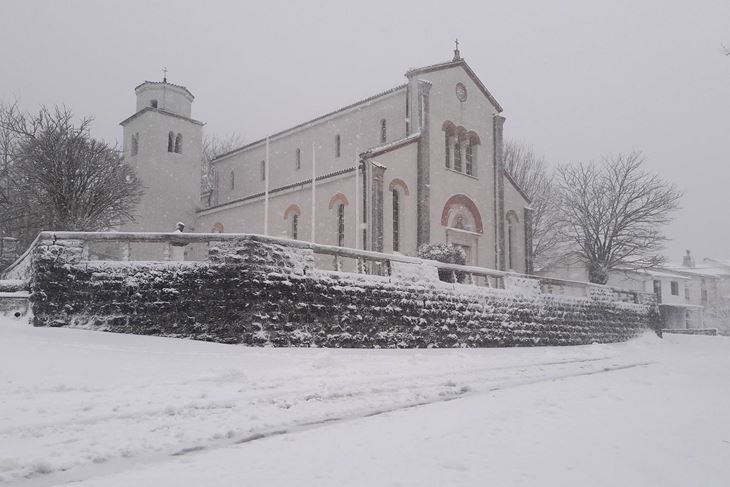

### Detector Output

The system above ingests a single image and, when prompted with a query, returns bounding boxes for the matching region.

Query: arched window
[506,211,520,270]
[388,179,409,252]
[329,193,349,247]
[230,170,235,190]
[337,203,345,247]
[335,134,341,158]
[167,132,174,152]
[131,133,139,156]
[392,189,400,251]
[261,160,266,181]
[296,148,301,170]
[284,204,301,240]
[150,99,158,108]
[292,214,299,240]
[174,133,183,154]
[380,119,387,143]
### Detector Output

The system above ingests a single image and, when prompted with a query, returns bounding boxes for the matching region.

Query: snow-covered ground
[1,317,729,486]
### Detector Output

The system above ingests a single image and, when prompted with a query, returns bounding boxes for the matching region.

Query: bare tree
[722,44,730,56]
[201,133,243,205]
[503,141,563,269]
[556,151,682,284]
[0,104,143,248]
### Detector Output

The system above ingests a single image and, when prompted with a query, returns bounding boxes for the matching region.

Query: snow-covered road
[1,317,729,486]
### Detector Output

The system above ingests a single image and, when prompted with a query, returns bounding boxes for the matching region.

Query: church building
[121,47,533,273]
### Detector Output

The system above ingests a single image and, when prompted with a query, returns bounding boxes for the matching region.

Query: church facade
[121,49,533,273]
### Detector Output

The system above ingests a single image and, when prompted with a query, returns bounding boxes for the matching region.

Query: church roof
[119,107,204,127]
[198,166,358,214]
[406,58,503,113]
[135,80,195,99]
[212,84,408,163]
[503,169,532,204]
[360,132,421,158]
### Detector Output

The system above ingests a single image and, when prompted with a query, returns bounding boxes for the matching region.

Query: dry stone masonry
[26,234,661,347]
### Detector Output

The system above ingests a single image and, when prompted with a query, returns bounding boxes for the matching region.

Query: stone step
[0,280,30,320]
[0,279,27,292]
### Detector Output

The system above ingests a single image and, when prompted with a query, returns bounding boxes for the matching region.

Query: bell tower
[120,74,203,232]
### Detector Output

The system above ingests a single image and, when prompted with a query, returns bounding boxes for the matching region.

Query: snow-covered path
[1,317,729,486]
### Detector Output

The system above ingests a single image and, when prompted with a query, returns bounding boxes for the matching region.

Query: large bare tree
[503,141,563,269]
[0,103,143,248]
[556,151,682,284]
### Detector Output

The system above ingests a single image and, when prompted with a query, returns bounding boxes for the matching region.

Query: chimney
[682,249,695,268]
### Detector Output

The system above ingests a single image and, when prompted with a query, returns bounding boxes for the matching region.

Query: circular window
[456,82,467,102]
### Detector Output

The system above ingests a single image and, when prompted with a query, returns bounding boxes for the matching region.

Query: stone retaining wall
[28,236,661,348]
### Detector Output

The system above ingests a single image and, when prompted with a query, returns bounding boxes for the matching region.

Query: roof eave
[119,107,204,126]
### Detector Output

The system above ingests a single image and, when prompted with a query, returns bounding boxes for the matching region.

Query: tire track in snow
[6,359,651,487]
[0,354,617,437]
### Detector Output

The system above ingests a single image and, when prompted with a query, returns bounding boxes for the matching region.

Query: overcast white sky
[2,0,729,262]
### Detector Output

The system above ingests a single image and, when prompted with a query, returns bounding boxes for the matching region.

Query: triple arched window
[168,132,183,154]
[442,122,480,176]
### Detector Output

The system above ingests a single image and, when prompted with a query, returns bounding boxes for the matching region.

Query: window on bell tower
[131,133,139,156]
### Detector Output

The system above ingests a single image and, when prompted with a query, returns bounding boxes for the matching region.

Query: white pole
[354,149,359,249]
[311,141,316,243]
[264,137,270,236]
[366,160,371,252]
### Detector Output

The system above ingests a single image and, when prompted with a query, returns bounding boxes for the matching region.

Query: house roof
[405,58,503,113]
[663,264,728,279]
[212,84,408,163]
[703,258,730,268]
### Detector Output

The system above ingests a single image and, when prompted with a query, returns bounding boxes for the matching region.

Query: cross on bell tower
[453,38,461,61]
[162,67,168,83]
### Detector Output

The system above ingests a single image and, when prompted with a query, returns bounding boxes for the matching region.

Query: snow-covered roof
[614,268,689,280]
[134,80,194,99]
[663,264,729,278]
[360,133,421,158]
[212,84,408,163]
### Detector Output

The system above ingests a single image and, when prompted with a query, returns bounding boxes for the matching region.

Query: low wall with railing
[17,231,660,347]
